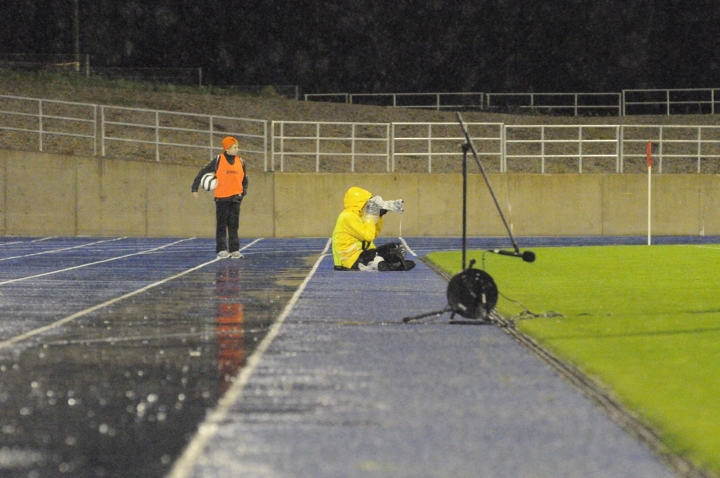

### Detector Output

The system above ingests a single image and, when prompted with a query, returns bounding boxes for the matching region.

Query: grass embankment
[428,245,720,475]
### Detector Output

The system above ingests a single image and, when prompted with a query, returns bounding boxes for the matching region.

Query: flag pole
[646,141,653,246]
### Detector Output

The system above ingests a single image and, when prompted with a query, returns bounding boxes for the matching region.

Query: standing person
[192,136,248,259]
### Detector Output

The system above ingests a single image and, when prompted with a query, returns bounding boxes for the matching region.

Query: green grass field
[427,245,720,475]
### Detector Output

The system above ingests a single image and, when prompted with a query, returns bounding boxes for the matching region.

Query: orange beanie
[222,136,238,151]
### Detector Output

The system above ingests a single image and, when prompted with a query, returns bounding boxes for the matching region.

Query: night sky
[2,0,719,94]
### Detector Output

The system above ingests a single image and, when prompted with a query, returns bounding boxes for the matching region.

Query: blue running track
[0,236,701,477]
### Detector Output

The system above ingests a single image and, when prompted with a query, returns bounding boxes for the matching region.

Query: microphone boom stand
[457,112,520,256]
[402,114,526,325]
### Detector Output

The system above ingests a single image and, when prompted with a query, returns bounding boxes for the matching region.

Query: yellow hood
[343,187,372,212]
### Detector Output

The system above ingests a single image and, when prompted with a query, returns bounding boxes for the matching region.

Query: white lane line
[0,237,126,262]
[0,238,264,349]
[0,238,193,286]
[399,236,418,257]
[0,237,58,246]
[166,238,331,478]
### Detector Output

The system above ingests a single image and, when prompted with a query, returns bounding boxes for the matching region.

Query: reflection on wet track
[0,237,327,478]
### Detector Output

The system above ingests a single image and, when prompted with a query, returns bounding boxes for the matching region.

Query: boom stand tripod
[402,113,534,324]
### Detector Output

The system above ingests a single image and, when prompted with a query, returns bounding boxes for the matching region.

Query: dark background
[1,0,719,94]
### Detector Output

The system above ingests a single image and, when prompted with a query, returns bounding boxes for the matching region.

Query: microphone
[490,249,536,263]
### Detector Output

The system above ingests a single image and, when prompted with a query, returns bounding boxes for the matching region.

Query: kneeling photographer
[331,186,415,272]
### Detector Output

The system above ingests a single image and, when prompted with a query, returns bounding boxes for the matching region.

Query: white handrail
[5,94,720,174]
[0,95,97,154]
[623,88,720,116]
[0,94,268,168]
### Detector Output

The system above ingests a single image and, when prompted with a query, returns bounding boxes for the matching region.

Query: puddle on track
[0,252,316,478]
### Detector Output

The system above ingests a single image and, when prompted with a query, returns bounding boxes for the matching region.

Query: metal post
[38,100,43,152]
[697,127,702,173]
[659,128,663,173]
[578,127,583,174]
[263,120,268,172]
[316,123,320,172]
[501,124,506,173]
[427,124,432,173]
[462,143,468,270]
[351,123,356,173]
[541,126,545,174]
[155,111,160,162]
[385,124,390,173]
[617,125,623,173]
[389,123,394,173]
[209,116,214,161]
[93,105,97,156]
[574,94,579,117]
[270,121,275,172]
[280,122,285,172]
[101,106,105,157]
[73,0,80,72]
[713,89,716,115]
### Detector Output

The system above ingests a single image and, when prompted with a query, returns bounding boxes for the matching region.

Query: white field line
[0,238,265,349]
[166,238,332,478]
[0,237,125,262]
[0,238,191,286]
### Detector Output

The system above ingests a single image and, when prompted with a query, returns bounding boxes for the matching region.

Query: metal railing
[306,88,720,117]
[486,93,622,116]
[0,95,97,154]
[304,92,484,111]
[505,124,720,173]
[0,95,268,169]
[390,122,503,172]
[622,88,720,116]
[100,105,267,167]
[271,121,504,173]
[350,92,484,111]
[5,94,720,174]
[619,125,720,173]
[306,91,619,115]
[271,121,391,172]
[504,125,622,173]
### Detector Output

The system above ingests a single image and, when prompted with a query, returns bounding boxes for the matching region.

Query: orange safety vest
[214,154,245,198]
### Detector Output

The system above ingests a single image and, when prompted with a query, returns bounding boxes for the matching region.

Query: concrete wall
[2,149,720,238]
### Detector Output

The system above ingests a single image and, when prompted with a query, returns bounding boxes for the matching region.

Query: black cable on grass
[480,251,563,323]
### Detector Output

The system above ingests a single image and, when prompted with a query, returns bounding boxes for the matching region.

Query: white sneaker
[230,251,244,259]
[217,251,230,258]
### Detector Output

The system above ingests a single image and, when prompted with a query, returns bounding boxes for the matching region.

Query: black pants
[215,201,241,253]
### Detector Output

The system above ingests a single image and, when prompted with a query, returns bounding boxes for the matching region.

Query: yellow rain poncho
[331,187,384,269]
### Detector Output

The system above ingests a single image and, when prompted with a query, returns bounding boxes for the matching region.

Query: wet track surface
[0,237,327,478]
[180,241,678,478]
[1,235,708,477]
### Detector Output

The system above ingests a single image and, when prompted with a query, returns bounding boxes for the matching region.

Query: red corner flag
[646,141,653,168]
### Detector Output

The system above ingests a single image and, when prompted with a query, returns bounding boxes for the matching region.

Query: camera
[365,196,403,215]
